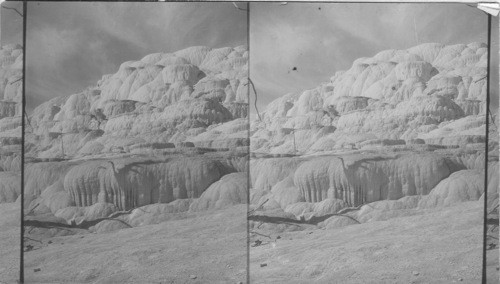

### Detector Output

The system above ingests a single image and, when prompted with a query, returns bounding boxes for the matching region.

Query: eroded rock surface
[249,43,489,234]
[27,46,248,159]
[251,43,487,154]
[24,46,249,236]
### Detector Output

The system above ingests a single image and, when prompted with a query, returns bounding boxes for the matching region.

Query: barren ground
[0,202,20,283]
[10,197,498,283]
[250,201,484,283]
[24,205,247,284]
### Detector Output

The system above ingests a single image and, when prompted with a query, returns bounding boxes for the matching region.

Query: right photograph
[249,3,491,283]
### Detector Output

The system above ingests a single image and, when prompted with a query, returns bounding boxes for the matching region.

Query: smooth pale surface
[190,172,247,211]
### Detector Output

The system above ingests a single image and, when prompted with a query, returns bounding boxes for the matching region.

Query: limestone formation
[189,172,247,211]
[293,153,463,205]
[23,46,249,235]
[418,169,484,208]
[26,46,248,159]
[249,42,489,230]
[24,40,491,241]
[251,43,488,155]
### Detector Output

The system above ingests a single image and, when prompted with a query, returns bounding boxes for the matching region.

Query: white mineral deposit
[23,37,249,284]
[248,35,497,282]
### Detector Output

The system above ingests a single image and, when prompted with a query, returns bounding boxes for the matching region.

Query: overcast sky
[1,1,23,46]
[250,3,494,114]
[1,2,498,114]
[24,2,247,112]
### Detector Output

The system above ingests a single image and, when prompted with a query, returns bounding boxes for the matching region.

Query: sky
[250,3,495,114]
[1,1,23,46]
[0,2,497,114]
[23,2,248,112]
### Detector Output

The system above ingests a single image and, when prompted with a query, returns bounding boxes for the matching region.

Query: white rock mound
[27,46,248,158]
[24,46,250,234]
[251,42,487,154]
[248,42,489,232]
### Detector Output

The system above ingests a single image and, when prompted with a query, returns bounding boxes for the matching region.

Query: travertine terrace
[249,43,495,283]
[23,46,249,283]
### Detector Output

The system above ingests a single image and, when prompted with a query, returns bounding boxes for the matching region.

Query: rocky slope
[251,42,487,154]
[24,46,249,235]
[248,42,493,282]
[18,38,498,282]
[24,45,249,282]
[27,46,248,159]
[249,42,490,213]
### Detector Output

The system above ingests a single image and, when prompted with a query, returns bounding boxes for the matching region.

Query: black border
[483,13,492,284]
[20,1,26,283]
[246,3,251,284]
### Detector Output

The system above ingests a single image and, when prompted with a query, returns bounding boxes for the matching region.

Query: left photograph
[0,1,23,283]
[23,2,249,283]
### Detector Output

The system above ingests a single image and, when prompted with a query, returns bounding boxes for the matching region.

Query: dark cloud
[25,2,247,112]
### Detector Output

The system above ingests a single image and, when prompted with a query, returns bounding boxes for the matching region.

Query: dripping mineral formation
[24,46,249,216]
[250,42,489,209]
[249,43,497,283]
[23,46,249,283]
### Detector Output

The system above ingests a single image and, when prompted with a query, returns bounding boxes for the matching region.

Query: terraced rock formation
[27,46,248,157]
[23,46,249,232]
[24,46,250,283]
[249,42,489,220]
[251,42,487,154]
[248,43,493,283]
